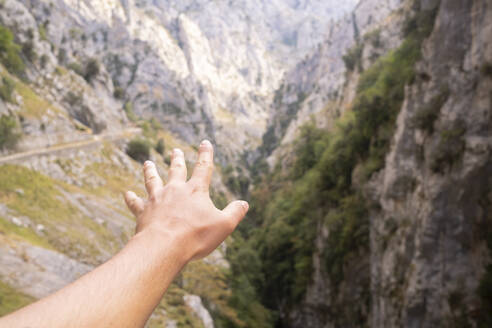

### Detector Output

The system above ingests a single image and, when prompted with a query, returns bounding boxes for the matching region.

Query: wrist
[130,227,190,270]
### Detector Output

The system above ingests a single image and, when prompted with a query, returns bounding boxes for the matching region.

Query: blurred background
[0,0,491,327]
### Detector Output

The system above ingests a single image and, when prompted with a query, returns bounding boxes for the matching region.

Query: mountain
[3,0,356,162]
[1,0,491,327]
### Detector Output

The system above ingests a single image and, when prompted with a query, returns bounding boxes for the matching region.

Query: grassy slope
[0,280,35,317]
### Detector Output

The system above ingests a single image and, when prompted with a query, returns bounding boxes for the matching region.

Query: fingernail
[144,160,153,167]
[173,148,182,156]
[201,139,211,146]
[241,201,249,211]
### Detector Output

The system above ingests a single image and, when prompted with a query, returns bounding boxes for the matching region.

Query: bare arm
[0,140,248,328]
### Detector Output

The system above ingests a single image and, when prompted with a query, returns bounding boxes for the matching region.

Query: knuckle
[191,184,208,194]
[172,161,185,169]
[146,174,158,182]
[165,181,183,192]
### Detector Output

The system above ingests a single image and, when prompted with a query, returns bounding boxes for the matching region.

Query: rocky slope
[5,0,356,162]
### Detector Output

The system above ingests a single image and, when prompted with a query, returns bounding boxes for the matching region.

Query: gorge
[0,0,491,327]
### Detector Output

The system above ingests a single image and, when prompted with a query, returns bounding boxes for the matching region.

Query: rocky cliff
[235,0,492,327]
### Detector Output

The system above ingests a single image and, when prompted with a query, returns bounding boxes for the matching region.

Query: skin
[0,140,248,327]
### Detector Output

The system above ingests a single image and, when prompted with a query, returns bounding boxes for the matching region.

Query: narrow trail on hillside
[0,128,141,164]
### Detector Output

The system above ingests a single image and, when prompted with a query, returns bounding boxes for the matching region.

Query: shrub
[113,86,125,99]
[21,41,37,62]
[343,43,364,72]
[38,24,48,41]
[0,114,21,150]
[40,54,48,69]
[57,48,67,64]
[126,138,150,163]
[124,102,138,122]
[430,126,466,173]
[84,58,100,82]
[481,63,492,77]
[364,29,382,48]
[155,138,165,155]
[413,87,450,133]
[0,76,15,103]
[0,26,25,76]
[67,62,84,76]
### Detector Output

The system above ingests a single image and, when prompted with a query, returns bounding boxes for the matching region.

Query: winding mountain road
[0,128,141,164]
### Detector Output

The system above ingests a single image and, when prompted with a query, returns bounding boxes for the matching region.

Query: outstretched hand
[0,140,248,328]
[124,140,249,262]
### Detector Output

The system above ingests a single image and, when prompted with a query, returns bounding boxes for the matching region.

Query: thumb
[223,200,249,227]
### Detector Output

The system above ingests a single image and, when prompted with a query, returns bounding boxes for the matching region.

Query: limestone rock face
[184,294,214,328]
[1,0,356,162]
[370,1,492,326]
[257,0,408,167]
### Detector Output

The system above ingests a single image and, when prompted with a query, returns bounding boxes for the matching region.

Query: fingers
[222,200,249,229]
[189,140,214,189]
[124,191,144,216]
[168,148,187,183]
[143,161,163,199]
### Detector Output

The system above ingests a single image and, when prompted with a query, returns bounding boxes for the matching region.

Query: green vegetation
[0,114,21,150]
[113,86,125,99]
[481,62,492,77]
[0,165,118,262]
[67,62,84,76]
[0,76,15,103]
[0,25,25,76]
[225,6,438,326]
[222,165,249,196]
[139,118,162,139]
[0,216,52,249]
[0,280,35,316]
[13,74,56,118]
[430,125,466,173]
[364,28,382,48]
[413,87,450,134]
[67,58,100,82]
[124,101,138,122]
[84,58,100,82]
[126,138,151,163]
[155,138,165,155]
[21,41,37,62]
[38,24,48,41]
[342,43,364,72]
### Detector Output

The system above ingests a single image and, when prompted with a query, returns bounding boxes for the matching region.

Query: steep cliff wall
[235,0,492,327]
[370,0,492,326]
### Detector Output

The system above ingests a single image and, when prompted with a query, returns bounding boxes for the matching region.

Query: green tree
[0,26,25,76]
[126,139,150,163]
[0,115,21,150]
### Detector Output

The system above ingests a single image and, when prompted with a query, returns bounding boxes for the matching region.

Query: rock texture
[370,0,492,326]
[2,0,356,162]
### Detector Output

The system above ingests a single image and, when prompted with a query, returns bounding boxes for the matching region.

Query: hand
[123,140,248,262]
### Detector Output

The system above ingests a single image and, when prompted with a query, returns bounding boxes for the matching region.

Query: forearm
[0,142,247,327]
[0,229,186,328]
